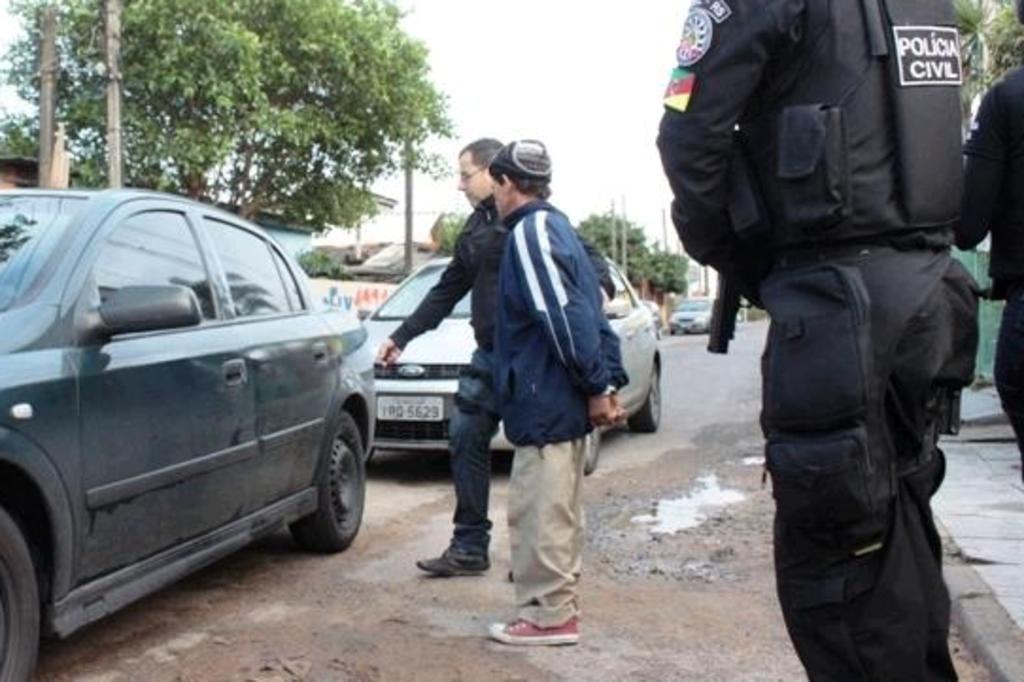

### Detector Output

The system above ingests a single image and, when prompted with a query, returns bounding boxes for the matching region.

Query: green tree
[646,248,689,295]
[434,212,467,256]
[986,2,1024,81]
[577,211,649,272]
[577,211,688,294]
[298,249,347,280]
[2,0,450,228]
[0,117,36,158]
[955,0,989,118]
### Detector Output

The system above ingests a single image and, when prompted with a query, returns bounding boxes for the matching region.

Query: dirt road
[36,322,991,681]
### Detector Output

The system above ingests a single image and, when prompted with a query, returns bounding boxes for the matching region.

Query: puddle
[742,456,765,467]
[631,475,746,535]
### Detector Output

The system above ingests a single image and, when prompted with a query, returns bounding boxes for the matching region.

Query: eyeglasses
[459,168,484,182]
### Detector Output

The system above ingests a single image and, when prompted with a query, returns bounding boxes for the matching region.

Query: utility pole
[403,141,414,275]
[105,0,123,188]
[38,6,57,187]
[661,208,669,252]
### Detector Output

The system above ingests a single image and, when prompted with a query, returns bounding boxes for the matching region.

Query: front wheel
[0,506,39,682]
[583,429,602,477]
[290,412,366,553]
[628,364,661,434]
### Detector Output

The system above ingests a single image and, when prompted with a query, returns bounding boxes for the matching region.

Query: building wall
[264,228,313,260]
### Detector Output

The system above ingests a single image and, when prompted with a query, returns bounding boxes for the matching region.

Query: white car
[669,298,713,335]
[365,258,661,475]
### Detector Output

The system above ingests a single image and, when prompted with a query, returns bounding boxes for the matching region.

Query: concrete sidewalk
[935,386,1024,681]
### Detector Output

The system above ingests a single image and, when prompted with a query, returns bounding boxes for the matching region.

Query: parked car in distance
[0,190,375,681]
[669,298,713,335]
[365,257,661,476]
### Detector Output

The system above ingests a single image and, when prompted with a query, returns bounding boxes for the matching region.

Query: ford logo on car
[398,364,427,378]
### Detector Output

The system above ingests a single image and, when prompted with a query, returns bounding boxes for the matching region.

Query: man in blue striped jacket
[486,140,628,646]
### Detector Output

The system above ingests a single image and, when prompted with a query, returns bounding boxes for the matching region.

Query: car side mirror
[604,298,631,320]
[88,285,202,341]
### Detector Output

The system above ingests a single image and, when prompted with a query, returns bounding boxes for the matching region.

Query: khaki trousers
[507,438,585,627]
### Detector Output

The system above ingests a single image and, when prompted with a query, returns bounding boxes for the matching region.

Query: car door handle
[223,359,248,387]
[312,342,329,364]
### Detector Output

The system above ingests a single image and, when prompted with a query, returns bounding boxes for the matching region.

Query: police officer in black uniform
[959,0,1024,483]
[657,1,979,679]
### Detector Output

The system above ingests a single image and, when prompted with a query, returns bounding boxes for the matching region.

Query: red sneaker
[488,617,579,646]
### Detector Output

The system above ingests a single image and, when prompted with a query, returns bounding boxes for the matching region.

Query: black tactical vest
[739,0,963,249]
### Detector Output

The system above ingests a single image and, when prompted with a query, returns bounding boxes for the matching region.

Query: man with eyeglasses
[377,139,615,578]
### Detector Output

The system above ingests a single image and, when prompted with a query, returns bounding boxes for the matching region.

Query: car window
[676,300,711,312]
[271,248,304,311]
[205,218,292,318]
[373,262,471,320]
[0,195,85,311]
[94,210,216,320]
[609,265,637,310]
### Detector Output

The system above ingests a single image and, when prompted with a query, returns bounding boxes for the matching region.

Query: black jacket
[959,66,1024,296]
[657,0,962,282]
[390,196,614,351]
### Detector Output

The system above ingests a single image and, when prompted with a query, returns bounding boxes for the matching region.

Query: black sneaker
[416,548,490,576]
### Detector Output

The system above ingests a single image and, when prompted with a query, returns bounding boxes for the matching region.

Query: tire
[290,411,366,553]
[628,364,661,434]
[0,506,39,682]
[583,429,602,477]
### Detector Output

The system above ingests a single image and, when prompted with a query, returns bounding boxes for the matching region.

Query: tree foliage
[2,0,451,229]
[645,248,688,295]
[955,0,989,115]
[433,212,467,256]
[577,211,688,294]
[298,249,347,280]
[986,3,1024,81]
[955,0,1024,109]
[0,117,36,157]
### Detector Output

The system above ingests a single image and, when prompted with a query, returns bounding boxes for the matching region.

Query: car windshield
[675,300,711,312]
[373,261,471,320]
[0,195,84,311]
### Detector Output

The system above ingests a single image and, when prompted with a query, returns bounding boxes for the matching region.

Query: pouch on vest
[776,105,851,234]
[876,0,963,227]
[761,264,871,430]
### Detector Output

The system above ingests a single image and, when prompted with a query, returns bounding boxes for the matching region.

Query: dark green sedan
[0,190,374,681]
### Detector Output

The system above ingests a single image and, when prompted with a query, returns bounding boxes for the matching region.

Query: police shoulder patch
[677,6,715,67]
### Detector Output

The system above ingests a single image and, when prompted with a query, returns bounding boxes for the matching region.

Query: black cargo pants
[760,248,978,682]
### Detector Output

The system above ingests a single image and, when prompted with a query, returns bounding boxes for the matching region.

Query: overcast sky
[0,1,688,246]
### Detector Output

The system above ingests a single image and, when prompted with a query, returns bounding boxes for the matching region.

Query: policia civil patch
[892,26,962,87]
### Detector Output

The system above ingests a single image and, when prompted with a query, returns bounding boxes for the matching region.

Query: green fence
[954,249,1002,382]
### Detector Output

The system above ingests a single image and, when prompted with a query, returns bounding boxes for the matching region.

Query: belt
[774,243,900,269]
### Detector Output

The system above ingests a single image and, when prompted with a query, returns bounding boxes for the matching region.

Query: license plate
[377,396,444,422]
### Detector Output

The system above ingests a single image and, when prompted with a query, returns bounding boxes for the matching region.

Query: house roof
[0,157,39,173]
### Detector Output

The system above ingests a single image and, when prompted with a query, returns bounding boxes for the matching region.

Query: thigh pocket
[768,427,886,552]
[762,264,871,430]
[768,429,871,528]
